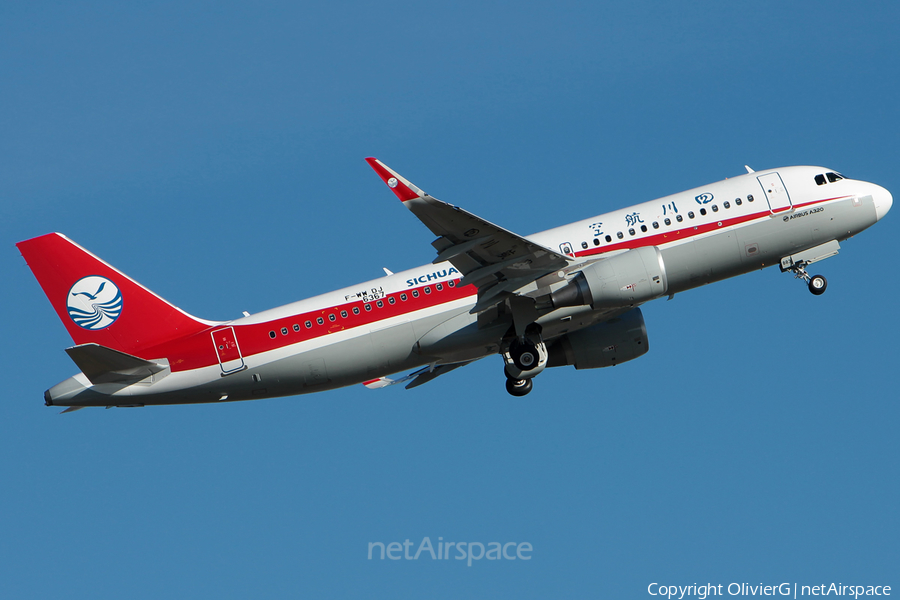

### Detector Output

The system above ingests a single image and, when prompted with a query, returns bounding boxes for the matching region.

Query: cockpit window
[826,172,843,183]
[815,174,826,186]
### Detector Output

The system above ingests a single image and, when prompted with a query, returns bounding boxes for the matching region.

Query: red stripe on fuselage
[141,195,850,373]
[572,196,847,259]
[141,279,477,372]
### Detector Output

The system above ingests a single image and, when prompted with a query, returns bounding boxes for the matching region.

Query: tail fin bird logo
[66,276,123,330]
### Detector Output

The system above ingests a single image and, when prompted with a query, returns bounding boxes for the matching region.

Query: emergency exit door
[211,326,245,374]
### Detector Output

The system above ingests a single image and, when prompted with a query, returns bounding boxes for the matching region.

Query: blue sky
[2,1,897,598]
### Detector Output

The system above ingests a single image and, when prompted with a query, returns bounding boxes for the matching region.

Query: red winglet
[365,157,422,202]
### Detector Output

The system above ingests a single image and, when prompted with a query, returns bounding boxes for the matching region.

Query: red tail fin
[17,233,212,355]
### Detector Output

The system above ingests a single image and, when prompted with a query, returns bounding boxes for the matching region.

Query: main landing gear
[786,260,827,296]
[501,334,548,397]
[505,376,533,397]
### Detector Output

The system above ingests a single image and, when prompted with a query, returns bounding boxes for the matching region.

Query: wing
[366,158,571,314]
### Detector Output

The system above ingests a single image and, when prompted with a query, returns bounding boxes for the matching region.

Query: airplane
[17,158,892,410]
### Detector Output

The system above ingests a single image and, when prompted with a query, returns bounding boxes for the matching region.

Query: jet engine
[550,246,668,309]
[546,307,648,369]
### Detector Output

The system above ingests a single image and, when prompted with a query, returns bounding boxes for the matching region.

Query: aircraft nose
[874,185,893,221]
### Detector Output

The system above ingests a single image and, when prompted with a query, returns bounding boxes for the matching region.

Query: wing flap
[361,360,477,391]
[404,361,473,389]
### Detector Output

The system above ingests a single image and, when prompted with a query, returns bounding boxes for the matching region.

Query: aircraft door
[757,172,792,214]
[211,326,245,374]
[559,242,575,258]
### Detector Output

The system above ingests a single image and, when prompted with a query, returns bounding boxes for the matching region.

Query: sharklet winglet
[365,157,424,202]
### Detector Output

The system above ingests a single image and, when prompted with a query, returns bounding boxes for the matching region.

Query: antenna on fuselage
[745,165,755,173]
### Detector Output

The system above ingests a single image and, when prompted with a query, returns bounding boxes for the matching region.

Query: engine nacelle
[546,307,648,369]
[551,246,668,309]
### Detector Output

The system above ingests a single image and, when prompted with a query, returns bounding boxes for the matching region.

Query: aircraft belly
[239,307,477,396]
[417,317,507,364]
[736,196,875,268]
[736,213,811,267]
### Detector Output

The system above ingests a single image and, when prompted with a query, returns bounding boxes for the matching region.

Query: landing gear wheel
[510,340,538,371]
[506,377,533,397]
[808,275,827,295]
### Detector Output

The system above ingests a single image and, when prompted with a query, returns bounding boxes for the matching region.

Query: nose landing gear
[779,241,840,296]
[808,273,827,295]
[786,260,828,295]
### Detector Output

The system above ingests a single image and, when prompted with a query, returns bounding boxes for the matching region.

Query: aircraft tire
[506,377,533,397]
[808,275,827,295]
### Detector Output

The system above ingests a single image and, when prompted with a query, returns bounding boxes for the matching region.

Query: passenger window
[376,300,384,307]
[448,281,455,287]
[699,208,707,216]
[815,174,827,186]
[581,241,588,249]
[605,235,612,242]
[400,293,408,301]
[340,310,348,318]
[617,231,624,239]
[676,214,683,222]
[628,228,635,236]
[688,211,695,219]
[593,238,600,246]
[364,304,371,312]
[317,317,325,324]
[281,327,288,335]
[389,295,397,303]
[305,320,312,328]
[269,331,276,339]
[711,205,718,212]
[724,201,730,209]
[652,222,659,229]
[293,324,300,332]
[736,198,742,205]
[435,284,442,291]
[640,225,648,232]
[412,290,419,298]
[747,194,754,202]
[423,287,431,295]
[328,314,336,322]
[664,218,671,226]
[353,307,360,315]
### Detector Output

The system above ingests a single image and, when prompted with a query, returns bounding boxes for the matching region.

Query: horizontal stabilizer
[65,343,169,385]
[363,376,398,389]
